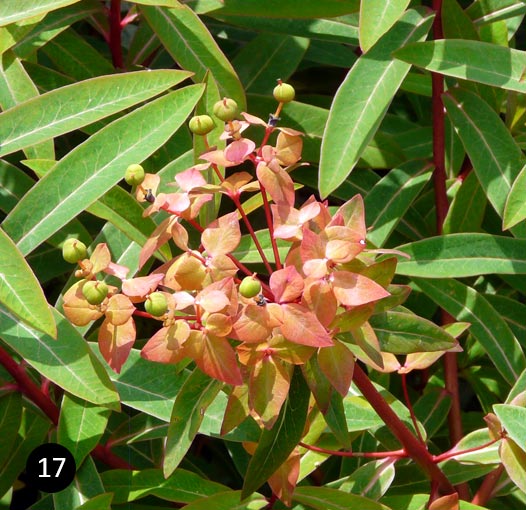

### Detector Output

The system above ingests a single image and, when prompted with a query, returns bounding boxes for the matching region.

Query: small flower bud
[145,292,168,317]
[213,98,239,122]
[189,115,215,135]
[124,164,145,186]
[273,81,295,103]
[82,280,109,305]
[62,238,88,264]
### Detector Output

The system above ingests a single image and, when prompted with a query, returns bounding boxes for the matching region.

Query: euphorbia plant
[61,87,468,503]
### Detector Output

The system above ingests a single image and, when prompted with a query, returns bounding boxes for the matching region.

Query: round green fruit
[124,163,145,186]
[273,82,295,103]
[189,115,215,135]
[239,276,262,299]
[82,280,109,305]
[213,98,239,122]
[145,292,168,317]
[62,238,87,264]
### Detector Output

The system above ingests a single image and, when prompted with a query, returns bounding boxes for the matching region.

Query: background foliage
[2,0,526,509]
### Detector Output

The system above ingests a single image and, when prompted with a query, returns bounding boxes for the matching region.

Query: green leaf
[443,170,487,233]
[232,230,289,264]
[58,393,111,465]
[413,278,526,385]
[485,294,526,347]
[87,185,171,263]
[232,33,309,94]
[180,491,267,510]
[13,0,103,59]
[396,234,526,277]
[0,308,119,406]
[0,51,54,160]
[164,369,223,477]
[41,28,114,80]
[0,228,56,337]
[0,407,50,498]
[395,40,526,93]
[494,404,526,453]
[442,87,526,233]
[319,8,433,198]
[504,163,526,229]
[339,459,396,500]
[242,367,310,498]
[370,310,458,354]
[101,468,228,504]
[0,70,192,158]
[293,486,391,510]
[91,347,189,421]
[500,438,526,492]
[141,4,245,109]
[359,0,411,52]
[0,0,82,26]
[206,0,359,18]
[364,160,433,247]
[0,393,22,469]
[219,15,359,45]
[3,84,204,255]
[76,493,113,510]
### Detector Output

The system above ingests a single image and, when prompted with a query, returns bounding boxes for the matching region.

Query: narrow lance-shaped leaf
[504,163,526,229]
[293,486,390,510]
[3,84,204,255]
[0,307,119,407]
[413,278,526,385]
[0,0,82,26]
[494,405,526,454]
[141,4,245,109]
[242,367,310,498]
[364,159,433,247]
[359,0,411,52]
[164,369,223,478]
[319,8,434,198]
[394,40,526,93]
[442,87,526,235]
[396,234,526,277]
[0,70,192,158]
[369,310,458,354]
[0,228,56,337]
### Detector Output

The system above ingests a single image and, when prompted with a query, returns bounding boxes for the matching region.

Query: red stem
[0,344,134,469]
[401,373,426,444]
[109,0,123,69]
[433,438,500,463]
[260,186,282,270]
[353,365,454,495]
[231,195,274,274]
[432,0,467,498]
[299,442,407,459]
[471,464,505,506]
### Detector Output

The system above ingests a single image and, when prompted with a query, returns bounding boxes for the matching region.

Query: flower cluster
[62,85,407,429]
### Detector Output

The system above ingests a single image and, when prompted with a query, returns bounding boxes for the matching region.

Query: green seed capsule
[82,280,109,305]
[239,276,262,298]
[145,292,168,317]
[273,82,295,103]
[189,115,215,135]
[124,163,145,186]
[62,238,88,264]
[213,98,239,122]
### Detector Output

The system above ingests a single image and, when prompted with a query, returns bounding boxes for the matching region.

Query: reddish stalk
[353,365,454,495]
[471,464,505,506]
[0,344,134,469]
[260,186,282,270]
[109,0,124,69]
[433,438,500,463]
[431,0,467,498]
[231,194,274,274]
[299,442,406,459]
[401,373,426,444]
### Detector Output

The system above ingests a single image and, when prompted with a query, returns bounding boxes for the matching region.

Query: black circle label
[25,443,76,493]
